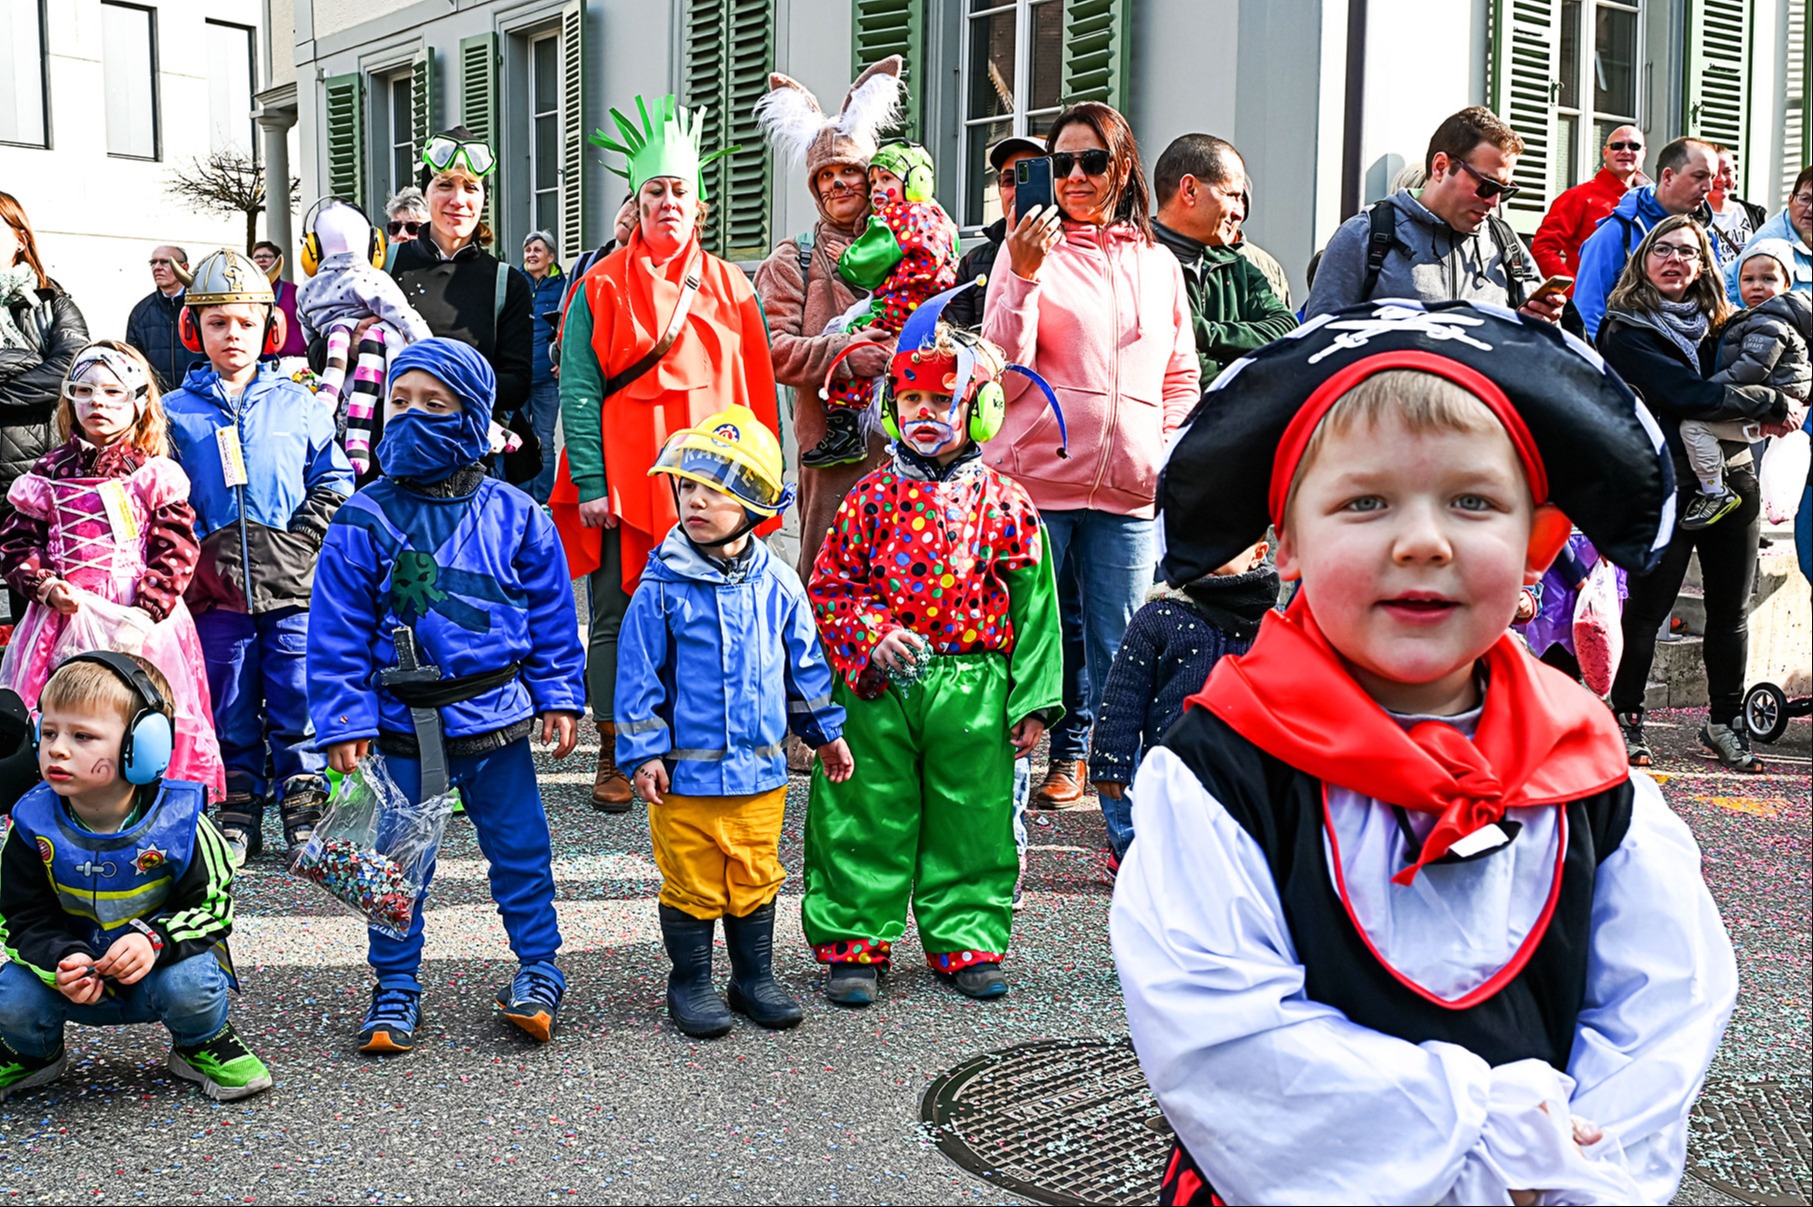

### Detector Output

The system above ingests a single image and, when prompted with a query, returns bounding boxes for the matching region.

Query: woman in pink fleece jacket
[981,102,1200,834]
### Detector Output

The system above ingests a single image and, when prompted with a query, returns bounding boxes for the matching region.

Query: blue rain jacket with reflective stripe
[615,528,843,797]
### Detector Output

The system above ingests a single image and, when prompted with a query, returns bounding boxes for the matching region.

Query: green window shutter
[323,72,365,207]
[560,0,587,264]
[851,0,924,139]
[1683,0,1748,152]
[461,33,500,231]
[410,47,437,171]
[683,0,772,259]
[1061,0,1131,110]
[1486,0,1560,230]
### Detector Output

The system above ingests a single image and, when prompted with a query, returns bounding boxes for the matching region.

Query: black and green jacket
[0,779,236,987]
[1153,219,1298,386]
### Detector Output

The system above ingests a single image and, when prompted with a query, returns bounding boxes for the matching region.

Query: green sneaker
[168,1022,273,1101]
[0,1041,66,1100]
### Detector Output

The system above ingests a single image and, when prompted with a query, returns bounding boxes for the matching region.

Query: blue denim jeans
[1044,558,1093,762]
[524,377,560,504]
[1039,508,1157,857]
[0,954,230,1059]
[194,605,325,801]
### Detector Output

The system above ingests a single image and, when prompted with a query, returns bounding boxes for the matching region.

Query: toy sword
[377,626,450,798]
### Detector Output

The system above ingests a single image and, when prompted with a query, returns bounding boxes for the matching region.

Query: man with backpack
[1573,136,1722,339]
[1304,107,1564,325]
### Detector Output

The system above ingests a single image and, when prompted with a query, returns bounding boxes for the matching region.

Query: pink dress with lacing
[0,457,224,798]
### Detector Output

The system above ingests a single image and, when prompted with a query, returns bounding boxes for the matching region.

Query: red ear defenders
[180,305,288,357]
[31,651,175,786]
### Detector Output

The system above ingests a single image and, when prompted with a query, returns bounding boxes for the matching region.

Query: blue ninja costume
[306,340,586,992]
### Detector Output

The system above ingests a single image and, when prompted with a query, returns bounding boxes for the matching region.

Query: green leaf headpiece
[589,94,737,200]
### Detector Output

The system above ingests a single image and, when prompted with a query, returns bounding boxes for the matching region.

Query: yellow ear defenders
[299,197,388,278]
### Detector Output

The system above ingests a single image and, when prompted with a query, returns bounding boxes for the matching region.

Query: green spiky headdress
[589,94,737,199]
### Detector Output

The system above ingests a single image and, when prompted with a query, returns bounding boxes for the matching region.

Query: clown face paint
[896,388,970,463]
[870,166,907,207]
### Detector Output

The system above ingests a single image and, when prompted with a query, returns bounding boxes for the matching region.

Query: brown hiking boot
[591,722,634,813]
[1032,759,1087,809]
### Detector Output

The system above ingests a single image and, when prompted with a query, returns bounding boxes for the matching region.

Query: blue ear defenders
[31,651,175,786]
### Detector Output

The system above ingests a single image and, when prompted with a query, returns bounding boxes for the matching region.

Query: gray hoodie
[1305,189,1529,318]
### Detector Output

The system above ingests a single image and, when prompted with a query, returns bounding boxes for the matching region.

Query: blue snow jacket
[615,529,844,797]
[163,362,354,613]
[1574,186,1726,340]
[306,468,587,747]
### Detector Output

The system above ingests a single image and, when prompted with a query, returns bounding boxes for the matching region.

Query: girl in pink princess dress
[0,341,223,798]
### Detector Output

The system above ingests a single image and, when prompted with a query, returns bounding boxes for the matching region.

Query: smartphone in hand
[1015,157,1056,220]
[1529,274,1574,303]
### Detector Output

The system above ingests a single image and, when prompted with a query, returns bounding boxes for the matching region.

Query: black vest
[1161,706,1633,1070]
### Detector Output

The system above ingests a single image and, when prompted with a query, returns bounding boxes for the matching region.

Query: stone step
[1645,632,1709,710]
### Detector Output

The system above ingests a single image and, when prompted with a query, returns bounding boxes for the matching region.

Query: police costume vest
[8,780,235,984]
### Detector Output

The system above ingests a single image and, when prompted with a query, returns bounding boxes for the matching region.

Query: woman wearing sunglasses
[549,94,783,812]
[377,127,535,483]
[979,102,1199,841]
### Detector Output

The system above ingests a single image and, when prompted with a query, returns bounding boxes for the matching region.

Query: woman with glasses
[250,241,310,359]
[1725,165,1812,303]
[381,128,535,481]
[979,102,1199,848]
[549,94,783,813]
[0,192,89,627]
[1599,215,1799,773]
[382,187,430,254]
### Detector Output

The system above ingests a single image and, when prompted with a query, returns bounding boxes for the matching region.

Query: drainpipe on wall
[1340,0,1369,218]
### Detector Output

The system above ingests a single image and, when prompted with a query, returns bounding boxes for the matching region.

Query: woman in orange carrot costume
[551,95,783,811]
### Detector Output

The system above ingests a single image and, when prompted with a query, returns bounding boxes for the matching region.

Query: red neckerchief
[1187,594,1629,885]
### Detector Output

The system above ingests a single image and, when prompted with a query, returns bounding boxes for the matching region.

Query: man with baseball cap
[945,135,1046,330]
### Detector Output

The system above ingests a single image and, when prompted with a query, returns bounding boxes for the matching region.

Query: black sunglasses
[387,219,424,237]
[1606,140,1643,152]
[1451,158,1521,202]
[1051,149,1112,178]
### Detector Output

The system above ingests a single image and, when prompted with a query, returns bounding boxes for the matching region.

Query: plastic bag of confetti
[1572,557,1624,699]
[290,753,457,939]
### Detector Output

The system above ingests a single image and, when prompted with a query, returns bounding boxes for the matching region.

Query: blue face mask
[378,410,482,483]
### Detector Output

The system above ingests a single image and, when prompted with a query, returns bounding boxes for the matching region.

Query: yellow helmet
[650,405,793,517]
[184,249,275,308]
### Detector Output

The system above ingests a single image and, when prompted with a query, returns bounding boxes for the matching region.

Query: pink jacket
[981,221,1200,517]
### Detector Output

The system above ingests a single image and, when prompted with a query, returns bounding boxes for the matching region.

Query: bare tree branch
[165,150,302,253]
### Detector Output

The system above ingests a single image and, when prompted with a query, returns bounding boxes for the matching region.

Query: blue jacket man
[306,338,584,1056]
[1574,139,1724,339]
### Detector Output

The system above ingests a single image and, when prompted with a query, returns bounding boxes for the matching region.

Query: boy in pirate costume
[1112,300,1738,1204]
[805,282,1065,1004]
[308,339,586,1054]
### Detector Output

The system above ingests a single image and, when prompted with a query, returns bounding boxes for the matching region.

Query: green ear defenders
[878,375,1006,445]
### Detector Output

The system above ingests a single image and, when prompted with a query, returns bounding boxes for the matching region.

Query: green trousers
[802,654,1018,971]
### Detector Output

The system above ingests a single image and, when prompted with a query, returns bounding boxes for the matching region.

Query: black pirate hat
[1158,300,1675,586]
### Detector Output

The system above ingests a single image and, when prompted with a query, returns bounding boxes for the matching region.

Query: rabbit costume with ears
[754,56,906,183]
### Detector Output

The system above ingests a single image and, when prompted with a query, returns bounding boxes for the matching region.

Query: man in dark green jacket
[1151,135,1297,384]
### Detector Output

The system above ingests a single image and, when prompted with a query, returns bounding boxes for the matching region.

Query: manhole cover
[1687,1079,1811,1206]
[921,1037,1169,1205]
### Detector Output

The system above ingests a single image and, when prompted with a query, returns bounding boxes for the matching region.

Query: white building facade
[274,0,1805,303]
[0,0,266,339]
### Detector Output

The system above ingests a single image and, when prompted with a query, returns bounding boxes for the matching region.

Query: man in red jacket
[1531,126,1649,292]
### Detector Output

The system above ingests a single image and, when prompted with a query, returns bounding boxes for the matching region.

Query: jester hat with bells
[590,94,734,199]
[754,56,905,186]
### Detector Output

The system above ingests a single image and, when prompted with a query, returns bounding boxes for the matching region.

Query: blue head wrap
[378,338,496,482]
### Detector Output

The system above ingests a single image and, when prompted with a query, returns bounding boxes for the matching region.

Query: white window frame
[101,0,159,161]
[0,0,49,149]
[204,19,256,159]
[527,27,562,240]
[1554,0,1645,193]
[957,0,1063,227]
[375,66,414,203]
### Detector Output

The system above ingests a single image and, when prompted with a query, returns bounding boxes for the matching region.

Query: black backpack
[1361,202,1536,308]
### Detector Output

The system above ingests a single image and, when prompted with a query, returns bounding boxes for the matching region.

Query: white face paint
[69,362,139,445]
[896,388,965,459]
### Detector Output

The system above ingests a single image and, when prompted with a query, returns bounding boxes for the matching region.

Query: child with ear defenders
[805,282,1065,1005]
[1113,301,1736,1205]
[295,199,433,479]
[0,341,223,797]
[0,652,270,1103]
[307,338,586,1054]
[804,140,962,469]
[161,250,355,869]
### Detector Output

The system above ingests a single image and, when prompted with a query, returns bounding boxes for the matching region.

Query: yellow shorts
[649,785,787,919]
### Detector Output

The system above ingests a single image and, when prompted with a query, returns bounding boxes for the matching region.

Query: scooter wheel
[1743,683,1790,744]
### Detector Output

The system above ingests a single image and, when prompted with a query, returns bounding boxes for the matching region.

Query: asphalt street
[0,708,1805,1205]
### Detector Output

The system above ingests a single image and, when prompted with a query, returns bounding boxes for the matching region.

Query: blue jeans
[524,377,560,504]
[366,739,562,986]
[0,955,229,1059]
[1039,508,1157,857]
[194,606,325,801]
[1044,558,1093,762]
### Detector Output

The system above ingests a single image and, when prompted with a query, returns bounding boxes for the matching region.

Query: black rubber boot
[657,905,733,1039]
[723,903,804,1030]
[800,408,868,468]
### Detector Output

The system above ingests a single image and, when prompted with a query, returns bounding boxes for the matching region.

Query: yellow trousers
[649,786,787,919]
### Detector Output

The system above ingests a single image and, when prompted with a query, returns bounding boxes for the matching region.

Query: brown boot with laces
[591,722,634,813]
